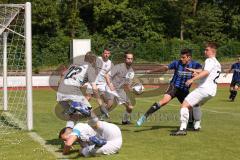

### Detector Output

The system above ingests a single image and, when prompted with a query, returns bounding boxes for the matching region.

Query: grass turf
[1,87,240,160]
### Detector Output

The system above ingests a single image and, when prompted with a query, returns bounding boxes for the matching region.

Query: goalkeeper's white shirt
[198,57,221,96]
[95,121,122,141]
[92,121,122,155]
[57,62,96,101]
[70,123,96,143]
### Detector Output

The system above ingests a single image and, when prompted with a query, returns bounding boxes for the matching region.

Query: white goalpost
[0,2,32,132]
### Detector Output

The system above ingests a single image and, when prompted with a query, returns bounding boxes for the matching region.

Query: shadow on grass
[45,138,63,148]
[219,99,232,102]
[134,125,178,132]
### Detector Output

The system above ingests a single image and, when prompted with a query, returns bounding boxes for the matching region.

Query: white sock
[180,108,189,130]
[193,105,202,121]
[194,121,201,129]
[66,121,74,128]
[122,111,131,122]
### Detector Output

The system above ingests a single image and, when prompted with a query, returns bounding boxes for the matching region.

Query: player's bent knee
[126,106,133,112]
[181,100,191,109]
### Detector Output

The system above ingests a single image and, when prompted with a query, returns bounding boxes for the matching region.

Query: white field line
[1,112,68,158]
[28,132,69,159]
[137,98,240,116]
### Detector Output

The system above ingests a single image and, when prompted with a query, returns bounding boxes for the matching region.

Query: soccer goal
[0,2,32,133]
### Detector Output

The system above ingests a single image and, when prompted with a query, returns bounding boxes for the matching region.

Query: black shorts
[165,84,189,103]
[230,80,240,87]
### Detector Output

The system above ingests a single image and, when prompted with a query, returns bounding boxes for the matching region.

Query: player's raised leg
[136,94,172,126]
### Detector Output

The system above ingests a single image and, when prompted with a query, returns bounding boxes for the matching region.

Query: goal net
[0,3,32,134]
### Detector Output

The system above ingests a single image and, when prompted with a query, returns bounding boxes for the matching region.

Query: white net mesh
[0,4,27,134]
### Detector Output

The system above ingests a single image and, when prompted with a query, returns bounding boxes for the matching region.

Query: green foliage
[218,41,240,59]
[189,3,227,44]
[133,38,203,63]
[5,0,240,67]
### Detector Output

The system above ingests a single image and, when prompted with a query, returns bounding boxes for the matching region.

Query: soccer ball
[132,83,144,95]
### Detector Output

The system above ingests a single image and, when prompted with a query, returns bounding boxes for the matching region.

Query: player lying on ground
[224,56,240,102]
[59,117,122,157]
[170,42,221,136]
[136,48,203,130]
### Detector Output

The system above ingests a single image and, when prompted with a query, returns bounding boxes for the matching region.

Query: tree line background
[2,0,240,69]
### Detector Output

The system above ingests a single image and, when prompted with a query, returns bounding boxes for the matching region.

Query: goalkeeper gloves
[89,136,107,147]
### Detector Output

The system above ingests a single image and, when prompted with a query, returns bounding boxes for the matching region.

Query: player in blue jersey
[137,49,202,130]
[225,56,240,101]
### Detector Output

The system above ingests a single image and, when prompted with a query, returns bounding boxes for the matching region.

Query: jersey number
[65,66,82,79]
[213,71,221,84]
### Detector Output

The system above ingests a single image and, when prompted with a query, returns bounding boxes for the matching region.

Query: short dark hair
[58,127,71,139]
[205,42,218,49]
[103,47,110,52]
[181,48,192,57]
[124,51,134,58]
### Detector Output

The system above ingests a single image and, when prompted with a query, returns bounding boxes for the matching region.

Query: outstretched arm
[185,70,209,86]
[186,68,203,74]
[105,73,115,91]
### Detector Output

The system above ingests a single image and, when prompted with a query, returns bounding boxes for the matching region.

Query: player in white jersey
[59,122,96,155]
[85,48,113,104]
[81,117,122,157]
[105,51,135,124]
[59,118,122,156]
[57,52,102,125]
[171,42,221,136]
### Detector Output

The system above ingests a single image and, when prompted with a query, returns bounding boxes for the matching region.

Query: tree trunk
[192,0,198,16]
[180,22,184,40]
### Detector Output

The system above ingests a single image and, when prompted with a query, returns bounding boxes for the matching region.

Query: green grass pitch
[1,87,240,160]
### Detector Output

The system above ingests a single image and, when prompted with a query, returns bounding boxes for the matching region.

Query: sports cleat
[64,107,75,115]
[170,129,187,136]
[136,115,147,127]
[193,128,201,131]
[122,120,131,125]
[89,136,107,147]
[68,101,92,117]
[100,105,110,118]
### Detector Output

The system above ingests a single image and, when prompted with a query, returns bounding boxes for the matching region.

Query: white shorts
[105,86,130,105]
[86,83,107,95]
[81,139,122,156]
[56,92,91,107]
[185,88,213,107]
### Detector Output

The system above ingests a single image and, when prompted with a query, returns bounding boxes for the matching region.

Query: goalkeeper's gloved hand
[89,136,107,147]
